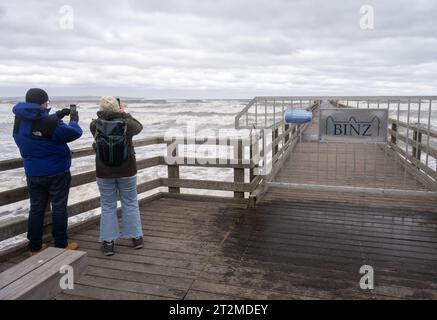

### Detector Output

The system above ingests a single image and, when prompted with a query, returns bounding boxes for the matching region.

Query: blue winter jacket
[12,103,83,177]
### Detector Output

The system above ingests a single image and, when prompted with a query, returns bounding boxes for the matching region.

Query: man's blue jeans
[96,175,143,242]
[26,171,71,251]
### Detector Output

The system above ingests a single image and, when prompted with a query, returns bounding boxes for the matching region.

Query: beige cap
[99,96,119,112]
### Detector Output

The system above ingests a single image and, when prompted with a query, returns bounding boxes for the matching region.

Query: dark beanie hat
[25,88,49,105]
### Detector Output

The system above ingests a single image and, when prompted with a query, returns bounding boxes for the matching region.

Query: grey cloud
[0,0,436,98]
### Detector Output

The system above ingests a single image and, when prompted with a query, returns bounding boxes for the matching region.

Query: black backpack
[94,119,129,167]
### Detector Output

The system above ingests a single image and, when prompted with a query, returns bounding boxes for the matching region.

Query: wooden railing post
[284,124,290,145]
[391,122,397,145]
[250,132,259,182]
[273,127,279,156]
[234,139,244,198]
[167,140,180,194]
[413,126,422,161]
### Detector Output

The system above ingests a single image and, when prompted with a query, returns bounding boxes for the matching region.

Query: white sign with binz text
[319,108,388,143]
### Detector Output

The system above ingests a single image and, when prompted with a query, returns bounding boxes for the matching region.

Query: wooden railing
[0,136,248,247]
[8,95,434,255]
[388,119,437,182]
[245,102,319,203]
[0,115,312,256]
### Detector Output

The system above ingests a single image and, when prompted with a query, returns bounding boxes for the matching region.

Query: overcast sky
[0,0,436,98]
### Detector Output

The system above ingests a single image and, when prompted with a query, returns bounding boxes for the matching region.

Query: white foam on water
[0,100,248,226]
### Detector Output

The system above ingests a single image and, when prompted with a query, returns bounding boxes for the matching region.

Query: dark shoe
[28,244,48,257]
[102,241,115,256]
[132,237,143,249]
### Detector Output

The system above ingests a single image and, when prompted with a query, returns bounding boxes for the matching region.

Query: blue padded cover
[284,109,312,124]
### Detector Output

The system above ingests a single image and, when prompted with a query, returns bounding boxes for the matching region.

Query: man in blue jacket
[13,88,83,256]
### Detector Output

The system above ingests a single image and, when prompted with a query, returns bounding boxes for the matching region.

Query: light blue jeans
[96,175,143,242]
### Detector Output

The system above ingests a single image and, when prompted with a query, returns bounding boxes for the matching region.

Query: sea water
[0,99,250,229]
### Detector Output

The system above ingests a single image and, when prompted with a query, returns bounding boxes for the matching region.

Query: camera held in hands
[69,104,79,122]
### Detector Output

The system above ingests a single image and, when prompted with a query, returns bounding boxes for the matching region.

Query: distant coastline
[1,97,251,104]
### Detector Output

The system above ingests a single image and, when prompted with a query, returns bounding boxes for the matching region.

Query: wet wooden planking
[276,142,430,191]
[54,195,437,300]
[58,198,246,300]
[2,183,437,299]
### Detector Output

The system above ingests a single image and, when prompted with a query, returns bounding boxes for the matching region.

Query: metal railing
[235,97,320,129]
[336,98,437,185]
[235,96,437,128]
[235,96,437,188]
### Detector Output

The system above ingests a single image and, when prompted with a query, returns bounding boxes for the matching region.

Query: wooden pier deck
[3,189,437,300]
[51,194,437,299]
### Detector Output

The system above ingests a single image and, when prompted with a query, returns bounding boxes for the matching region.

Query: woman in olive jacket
[90,96,143,256]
